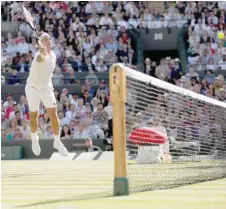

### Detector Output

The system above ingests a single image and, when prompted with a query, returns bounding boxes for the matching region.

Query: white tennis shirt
[26,50,56,90]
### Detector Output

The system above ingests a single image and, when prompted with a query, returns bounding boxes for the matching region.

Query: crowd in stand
[1,82,113,140]
[1,1,226,141]
[144,1,226,102]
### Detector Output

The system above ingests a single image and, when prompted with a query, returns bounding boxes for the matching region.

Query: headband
[39,32,50,41]
[38,33,50,48]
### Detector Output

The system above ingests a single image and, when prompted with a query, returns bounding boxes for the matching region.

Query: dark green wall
[1,139,106,159]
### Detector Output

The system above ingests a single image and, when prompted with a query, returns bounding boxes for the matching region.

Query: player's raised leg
[42,87,68,156]
[46,107,68,157]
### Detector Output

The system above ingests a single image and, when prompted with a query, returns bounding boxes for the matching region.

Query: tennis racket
[22,6,45,48]
[22,6,37,35]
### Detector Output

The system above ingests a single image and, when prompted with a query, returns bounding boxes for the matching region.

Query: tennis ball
[218,32,225,40]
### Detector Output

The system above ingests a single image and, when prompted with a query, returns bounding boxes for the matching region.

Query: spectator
[155,59,169,81]
[97,90,109,108]
[185,66,200,81]
[105,50,117,67]
[95,58,108,72]
[99,13,113,25]
[54,89,61,104]
[82,90,92,104]
[84,138,102,152]
[85,83,96,98]
[217,88,226,102]
[76,98,86,115]
[60,124,72,139]
[91,97,101,113]
[43,125,54,139]
[104,101,113,137]
[9,104,23,120]
[8,70,21,85]
[1,112,8,129]
[16,37,29,54]
[52,67,64,85]
[84,57,95,72]
[67,69,80,84]
[13,126,23,140]
[73,122,90,139]
[218,55,226,70]
[20,120,30,140]
[6,118,18,140]
[85,70,99,85]
[60,88,73,103]
[58,110,69,126]
[93,103,109,133]
[65,104,77,121]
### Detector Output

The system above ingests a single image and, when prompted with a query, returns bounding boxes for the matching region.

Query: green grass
[2,160,226,209]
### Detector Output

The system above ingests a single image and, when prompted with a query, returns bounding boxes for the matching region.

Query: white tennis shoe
[31,135,41,156]
[53,139,68,157]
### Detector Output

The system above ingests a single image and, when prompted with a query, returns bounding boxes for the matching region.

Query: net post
[110,64,129,196]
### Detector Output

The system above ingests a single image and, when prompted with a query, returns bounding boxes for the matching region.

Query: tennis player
[25,32,68,156]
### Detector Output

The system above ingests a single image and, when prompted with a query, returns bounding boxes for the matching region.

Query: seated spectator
[20,120,30,140]
[105,50,117,67]
[84,138,102,152]
[104,101,113,137]
[8,70,20,85]
[93,103,109,133]
[73,121,90,139]
[6,118,18,140]
[13,126,23,140]
[85,70,99,85]
[76,98,86,116]
[54,89,61,105]
[70,93,79,108]
[17,37,29,54]
[214,77,223,95]
[52,67,64,85]
[66,69,80,84]
[60,124,72,140]
[86,83,96,98]
[218,55,226,70]
[1,127,7,141]
[84,57,95,72]
[65,104,77,121]
[91,97,101,113]
[185,66,200,81]
[95,58,108,72]
[97,90,109,108]
[58,110,69,126]
[217,88,226,102]
[43,125,54,140]
[100,13,113,25]
[82,90,92,104]
[60,88,73,104]
[87,13,99,25]
[9,104,23,120]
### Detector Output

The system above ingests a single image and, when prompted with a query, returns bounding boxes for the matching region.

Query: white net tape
[115,64,226,192]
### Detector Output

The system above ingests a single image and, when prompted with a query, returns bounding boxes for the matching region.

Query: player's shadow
[16,191,113,208]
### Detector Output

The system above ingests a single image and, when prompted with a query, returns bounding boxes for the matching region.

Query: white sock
[31,132,38,141]
[53,134,61,142]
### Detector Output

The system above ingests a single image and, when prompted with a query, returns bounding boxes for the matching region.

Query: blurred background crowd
[1,1,226,141]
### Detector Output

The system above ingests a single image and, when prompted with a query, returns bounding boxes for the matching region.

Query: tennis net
[110,63,226,194]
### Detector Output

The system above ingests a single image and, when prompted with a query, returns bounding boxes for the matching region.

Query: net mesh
[123,66,226,193]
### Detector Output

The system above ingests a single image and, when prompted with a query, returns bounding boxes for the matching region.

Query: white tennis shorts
[25,86,57,112]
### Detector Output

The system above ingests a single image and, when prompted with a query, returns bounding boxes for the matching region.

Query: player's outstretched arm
[36,47,47,62]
